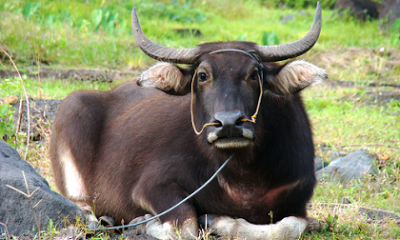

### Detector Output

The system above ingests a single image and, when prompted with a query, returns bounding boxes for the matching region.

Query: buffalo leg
[203,215,308,240]
[131,183,199,239]
[129,214,198,239]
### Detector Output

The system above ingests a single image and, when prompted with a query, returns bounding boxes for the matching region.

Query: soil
[9,98,62,141]
[0,68,141,82]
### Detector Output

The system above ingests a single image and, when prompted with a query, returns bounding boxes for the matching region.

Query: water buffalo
[50,3,327,239]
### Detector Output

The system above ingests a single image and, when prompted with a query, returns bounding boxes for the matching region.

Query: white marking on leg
[210,216,307,240]
[129,214,198,239]
[145,216,198,240]
[146,220,175,239]
[59,146,88,200]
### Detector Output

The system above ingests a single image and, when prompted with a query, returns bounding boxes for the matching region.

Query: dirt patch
[5,97,62,141]
[325,79,400,89]
[0,68,142,82]
[323,79,400,104]
[304,47,400,85]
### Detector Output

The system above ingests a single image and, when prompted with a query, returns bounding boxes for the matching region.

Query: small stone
[280,14,295,23]
[340,197,352,204]
[316,149,377,182]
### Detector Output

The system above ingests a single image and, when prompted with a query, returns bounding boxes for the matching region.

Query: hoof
[127,214,154,233]
[87,220,98,233]
[86,214,98,233]
[198,214,218,229]
[99,216,115,227]
[306,217,324,232]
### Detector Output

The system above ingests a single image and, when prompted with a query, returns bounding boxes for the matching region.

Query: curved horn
[131,7,198,64]
[257,2,322,62]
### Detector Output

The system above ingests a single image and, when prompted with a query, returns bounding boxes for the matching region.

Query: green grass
[1,0,399,69]
[0,76,117,99]
[304,86,400,151]
[301,84,400,239]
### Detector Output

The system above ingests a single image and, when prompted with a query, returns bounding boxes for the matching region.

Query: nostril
[213,120,223,128]
[235,118,244,126]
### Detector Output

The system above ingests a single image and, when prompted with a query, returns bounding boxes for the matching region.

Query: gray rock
[340,197,352,204]
[314,157,328,171]
[0,140,84,237]
[316,149,377,182]
[280,14,295,23]
[330,151,346,161]
[280,11,310,24]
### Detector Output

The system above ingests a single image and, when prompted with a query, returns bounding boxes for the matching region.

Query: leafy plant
[389,18,400,45]
[323,213,339,232]
[22,2,41,20]
[261,0,338,9]
[86,7,127,34]
[392,18,400,32]
[137,1,206,24]
[46,219,60,238]
[262,31,279,46]
[0,103,16,145]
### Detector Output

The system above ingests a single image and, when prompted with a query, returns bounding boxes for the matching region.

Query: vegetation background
[0,0,399,239]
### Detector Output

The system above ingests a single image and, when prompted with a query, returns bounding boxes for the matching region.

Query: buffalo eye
[198,72,208,82]
[249,69,259,81]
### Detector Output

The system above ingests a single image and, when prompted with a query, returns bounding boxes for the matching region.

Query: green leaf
[391,18,400,32]
[91,9,103,30]
[262,31,280,46]
[22,3,33,19]
[22,2,41,20]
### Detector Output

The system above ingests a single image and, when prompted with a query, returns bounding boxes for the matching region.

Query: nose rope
[190,69,220,135]
[239,73,263,124]
[190,49,264,135]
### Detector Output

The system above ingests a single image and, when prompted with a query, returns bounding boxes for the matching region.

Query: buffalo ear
[137,62,192,95]
[265,60,328,95]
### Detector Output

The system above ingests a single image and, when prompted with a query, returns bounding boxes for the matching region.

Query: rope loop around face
[190,49,264,135]
[190,69,220,135]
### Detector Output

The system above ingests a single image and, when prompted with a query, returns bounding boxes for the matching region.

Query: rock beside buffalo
[0,140,84,237]
[316,149,377,182]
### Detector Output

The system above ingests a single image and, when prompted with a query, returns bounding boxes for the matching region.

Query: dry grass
[307,201,400,239]
[304,47,400,85]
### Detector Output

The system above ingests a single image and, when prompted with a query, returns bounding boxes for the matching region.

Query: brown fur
[50,41,327,238]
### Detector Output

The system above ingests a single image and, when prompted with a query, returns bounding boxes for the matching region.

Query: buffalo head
[133,3,327,150]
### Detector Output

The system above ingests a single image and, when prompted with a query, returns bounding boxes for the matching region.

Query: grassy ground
[1,0,400,239]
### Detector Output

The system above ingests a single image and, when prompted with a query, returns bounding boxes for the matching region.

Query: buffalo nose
[213,111,245,129]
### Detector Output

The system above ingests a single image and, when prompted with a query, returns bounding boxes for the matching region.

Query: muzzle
[190,48,264,136]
